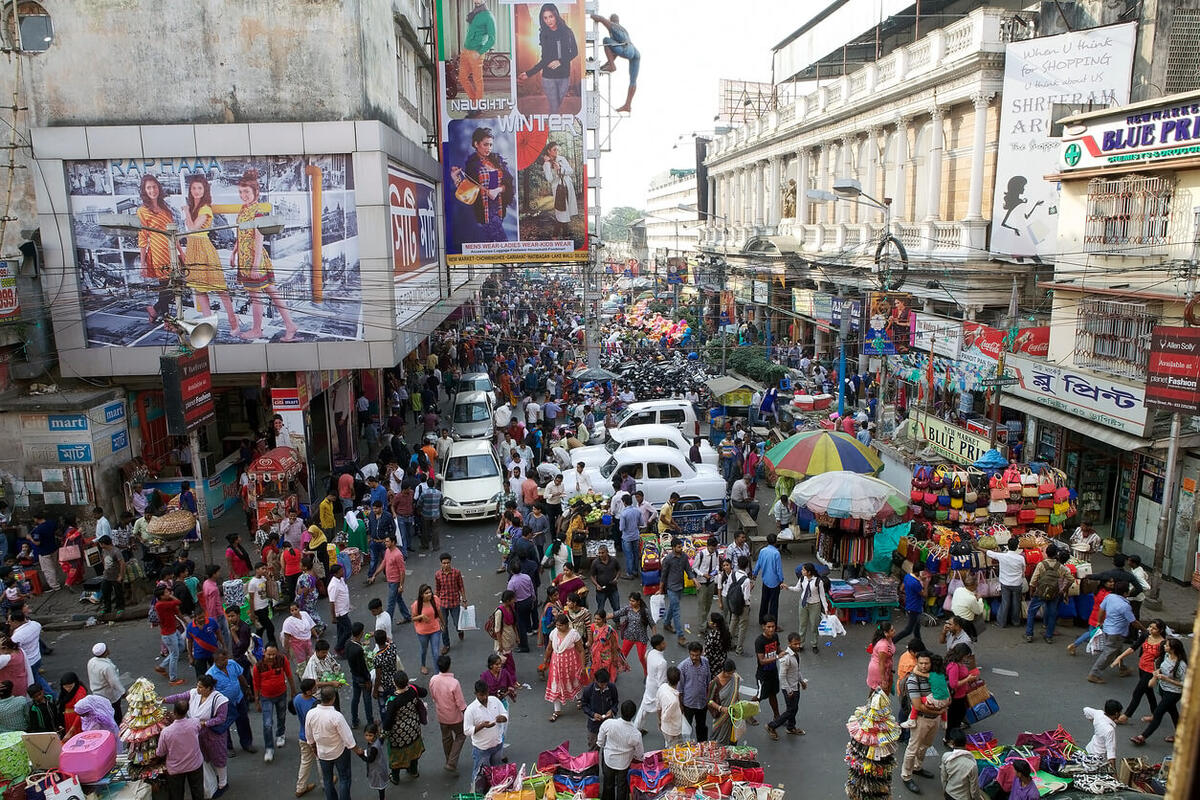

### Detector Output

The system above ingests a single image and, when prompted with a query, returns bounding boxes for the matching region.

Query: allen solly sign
[1061,98,1200,170]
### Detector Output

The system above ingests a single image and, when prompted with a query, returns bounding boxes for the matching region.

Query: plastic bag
[459,605,478,632]
[818,613,846,638]
[649,593,666,623]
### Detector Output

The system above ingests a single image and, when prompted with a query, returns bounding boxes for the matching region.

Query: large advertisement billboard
[66,154,362,347]
[435,0,588,264]
[388,165,443,332]
[862,291,913,355]
[989,23,1136,260]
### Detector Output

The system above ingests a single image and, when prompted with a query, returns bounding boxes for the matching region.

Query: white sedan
[556,424,717,470]
[560,445,726,511]
[439,439,505,521]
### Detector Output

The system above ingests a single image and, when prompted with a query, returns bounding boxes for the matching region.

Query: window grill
[1083,175,1174,252]
[1165,10,1200,95]
[1074,298,1158,380]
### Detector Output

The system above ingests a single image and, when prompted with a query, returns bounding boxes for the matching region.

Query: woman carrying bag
[1130,636,1188,746]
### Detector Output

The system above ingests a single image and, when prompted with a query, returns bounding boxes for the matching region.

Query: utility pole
[837,301,850,417]
[1148,412,1182,605]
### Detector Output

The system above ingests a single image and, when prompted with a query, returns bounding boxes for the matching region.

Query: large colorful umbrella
[764,430,883,479]
[789,471,909,520]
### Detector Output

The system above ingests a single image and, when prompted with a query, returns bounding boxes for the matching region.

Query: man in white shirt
[656,667,684,747]
[464,680,508,793]
[730,477,760,522]
[692,537,721,630]
[246,563,275,647]
[87,642,126,717]
[326,565,352,656]
[597,700,643,800]
[948,575,985,640]
[305,687,363,800]
[368,598,392,634]
[985,539,1028,628]
[10,611,50,695]
[572,462,594,495]
[633,491,656,530]
[635,636,668,733]
[525,399,541,427]
[1083,701,1121,768]
[93,507,112,542]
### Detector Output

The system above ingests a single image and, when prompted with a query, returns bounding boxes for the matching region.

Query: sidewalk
[33,511,247,632]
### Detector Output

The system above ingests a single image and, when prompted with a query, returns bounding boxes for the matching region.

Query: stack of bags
[844,690,900,800]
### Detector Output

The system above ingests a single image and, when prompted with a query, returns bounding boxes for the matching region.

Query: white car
[439,439,505,522]
[560,445,726,511]
[556,424,717,470]
[458,372,497,406]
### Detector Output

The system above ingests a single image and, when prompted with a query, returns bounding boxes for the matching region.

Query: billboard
[1004,352,1149,436]
[388,165,444,331]
[435,0,588,264]
[19,399,129,465]
[911,313,961,359]
[1061,98,1200,171]
[66,154,362,347]
[161,350,216,435]
[989,23,1136,260]
[0,260,17,320]
[1145,325,1200,413]
[862,291,913,355]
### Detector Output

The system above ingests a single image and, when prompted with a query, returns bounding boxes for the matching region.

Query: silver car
[451,390,495,439]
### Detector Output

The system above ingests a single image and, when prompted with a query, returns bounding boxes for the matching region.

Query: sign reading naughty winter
[990,23,1136,260]
[434,0,588,264]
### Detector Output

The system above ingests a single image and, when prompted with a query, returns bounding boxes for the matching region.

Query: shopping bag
[1084,630,1104,655]
[203,762,218,798]
[818,613,846,638]
[459,605,479,632]
[26,772,84,800]
[649,593,666,623]
[965,695,999,725]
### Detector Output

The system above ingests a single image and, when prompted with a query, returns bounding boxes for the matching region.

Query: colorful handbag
[965,693,1000,724]
[552,774,599,798]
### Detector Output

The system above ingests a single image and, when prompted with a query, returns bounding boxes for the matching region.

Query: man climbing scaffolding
[591,13,640,114]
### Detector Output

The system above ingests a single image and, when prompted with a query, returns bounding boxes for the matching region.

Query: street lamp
[98,211,284,563]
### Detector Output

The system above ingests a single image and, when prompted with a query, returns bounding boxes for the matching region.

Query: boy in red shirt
[153,585,186,685]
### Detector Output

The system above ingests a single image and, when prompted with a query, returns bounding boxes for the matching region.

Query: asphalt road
[41,514,1178,799]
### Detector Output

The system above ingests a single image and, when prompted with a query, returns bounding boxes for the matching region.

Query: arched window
[5,1,52,52]
[911,123,931,222]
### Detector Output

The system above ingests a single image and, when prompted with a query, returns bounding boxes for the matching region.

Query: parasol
[574,366,619,382]
[247,447,302,482]
[517,127,551,170]
[765,430,883,479]
[788,471,908,520]
[973,449,1009,470]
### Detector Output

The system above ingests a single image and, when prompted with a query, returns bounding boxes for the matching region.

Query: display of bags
[25,772,84,800]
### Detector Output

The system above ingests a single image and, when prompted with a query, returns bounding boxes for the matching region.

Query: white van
[609,399,699,437]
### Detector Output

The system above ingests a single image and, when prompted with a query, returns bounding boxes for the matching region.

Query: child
[360,722,388,800]
[14,541,35,568]
[1,575,26,616]
[901,653,951,728]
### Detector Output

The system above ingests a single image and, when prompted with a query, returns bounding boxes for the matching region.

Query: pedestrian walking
[381,672,428,780]
[359,723,389,800]
[544,615,585,722]
[326,565,352,656]
[253,644,296,762]
[692,537,720,630]
[659,538,694,647]
[305,687,363,800]
[613,593,654,674]
[434,553,467,651]
[1130,636,1187,746]
[427,655,467,774]
[580,667,619,749]
[766,633,807,740]
[411,585,445,674]
[162,676,231,798]
[464,680,507,793]
[280,603,318,668]
[345,624,375,730]
[1113,619,1166,724]
[753,534,783,625]
[597,701,642,800]
[657,667,684,746]
[900,653,939,794]
[86,643,125,722]
[633,634,667,732]
[677,641,710,742]
[786,563,830,653]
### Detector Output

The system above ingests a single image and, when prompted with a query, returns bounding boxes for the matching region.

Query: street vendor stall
[706,376,763,429]
[246,446,305,527]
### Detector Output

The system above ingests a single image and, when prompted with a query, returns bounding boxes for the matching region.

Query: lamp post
[98,212,284,565]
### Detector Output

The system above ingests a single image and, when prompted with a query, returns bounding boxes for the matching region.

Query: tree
[601,206,644,243]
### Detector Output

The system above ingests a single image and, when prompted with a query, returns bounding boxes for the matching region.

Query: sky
[597,0,810,212]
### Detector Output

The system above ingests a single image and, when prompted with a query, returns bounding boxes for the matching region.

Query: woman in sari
[551,562,585,605]
[230,168,298,342]
[589,609,628,682]
[164,675,230,795]
[564,592,591,647]
[56,672,88,739]
[706,658,742,745]
[280,602,317,667]
[182,174,240,334]
[225,534,252,580]
[491,591,520,683]
[382,671,427,780]
[58,517,86,588]
[137,173,174,323]
[480,652,516,743]
[704,612,732,675]
[544,615,585,722]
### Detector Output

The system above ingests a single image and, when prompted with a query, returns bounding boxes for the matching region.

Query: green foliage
[601,206,644,243]
[701,334,786,387]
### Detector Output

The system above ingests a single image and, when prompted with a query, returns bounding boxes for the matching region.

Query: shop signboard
[861,291,913,355]
[160,350,215,435]
[829,296,861,333]
[812,293,832,329]
[435,0,588,264]
[1061,98,1200,171]
[989,23,1136,260]
[729,276,751,304]
[17,399,130,465]
[910,410,993,465]
[792,287,814,318]
[0,259,17,320]
[912,313,962,359]
[666,257,687,285]
[142,460,240,522]
[1145,325,1200,413]
[65,153,363,346]
[752,280,769,305]
[388,164,444,330]
[1003,352,1150,436]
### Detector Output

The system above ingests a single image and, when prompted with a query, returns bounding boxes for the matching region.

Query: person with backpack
[485,591,519,684]
[1025,545,1071,644]
[718,556,754,656]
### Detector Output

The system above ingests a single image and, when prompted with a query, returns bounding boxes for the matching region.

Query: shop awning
[705,376,764,397]
[1001,396,1149,452]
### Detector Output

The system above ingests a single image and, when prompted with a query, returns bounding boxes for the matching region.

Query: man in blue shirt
[618,495,642,579]
[659,538,695,647]
[1089,583,1136,684]
[207,651,257,754]
[367,475,387,508]
[676,642,711,742]
[753,534,783,625]
[895,564,926,644]
[29,511,60,591]
[292,678,319,797]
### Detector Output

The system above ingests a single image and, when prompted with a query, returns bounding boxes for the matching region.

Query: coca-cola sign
[962,323,1049,360]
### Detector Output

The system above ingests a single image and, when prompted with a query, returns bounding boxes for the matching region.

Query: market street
[33,511,1177,800]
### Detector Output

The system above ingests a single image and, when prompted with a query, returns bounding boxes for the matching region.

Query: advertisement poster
[66,154,362,347]
[0,260,17,319]
[1145,325,1200,413]
[989,23,1136,259]
[435,0,588,264]
[862,291,913,355]
[388,165,444,331]
[911,313,962,359]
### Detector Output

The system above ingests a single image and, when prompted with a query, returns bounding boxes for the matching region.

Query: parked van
[609,399,699,437]
[451,390,494,439]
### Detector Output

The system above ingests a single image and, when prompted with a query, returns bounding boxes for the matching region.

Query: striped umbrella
[764,430,883,480]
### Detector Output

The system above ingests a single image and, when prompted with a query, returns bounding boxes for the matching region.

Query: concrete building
[0,0,480,524]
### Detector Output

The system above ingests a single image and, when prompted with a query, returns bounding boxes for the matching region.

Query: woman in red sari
[58,517,86,587]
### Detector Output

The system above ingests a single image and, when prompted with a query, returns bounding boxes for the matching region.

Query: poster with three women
[436,0,588,264]
[65,154,363,347]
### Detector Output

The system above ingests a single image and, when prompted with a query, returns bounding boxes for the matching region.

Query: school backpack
[1031,562,1063,600]
[727,574,749,615]
[484,606,502,639]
